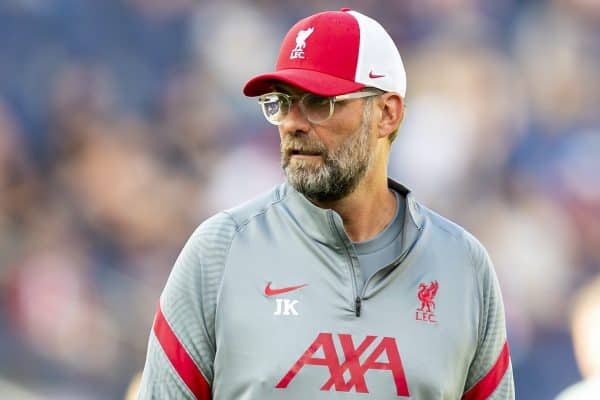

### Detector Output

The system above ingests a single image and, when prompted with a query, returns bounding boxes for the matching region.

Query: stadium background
[0,0,599,398]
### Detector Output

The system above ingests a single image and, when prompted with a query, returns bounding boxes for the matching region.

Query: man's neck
[312,176,397,242]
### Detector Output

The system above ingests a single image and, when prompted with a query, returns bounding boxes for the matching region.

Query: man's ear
[376,93,404,140]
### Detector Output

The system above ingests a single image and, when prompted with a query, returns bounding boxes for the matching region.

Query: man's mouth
[290,149,322,156]
[290,150,321,156]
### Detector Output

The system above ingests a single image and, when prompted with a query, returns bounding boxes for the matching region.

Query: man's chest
[212,248,478,399]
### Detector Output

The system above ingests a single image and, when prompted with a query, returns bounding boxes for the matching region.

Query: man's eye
[304,95,329,108]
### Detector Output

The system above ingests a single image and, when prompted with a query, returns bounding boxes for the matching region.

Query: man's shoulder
[198,183,286,236]
[416,201,489,265]
[172,185,286,275]
[419,203,469,240]
[221,182,287,228]
[391,179,483,256]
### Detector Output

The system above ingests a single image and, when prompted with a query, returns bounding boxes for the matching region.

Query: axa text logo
[276,332,410,396]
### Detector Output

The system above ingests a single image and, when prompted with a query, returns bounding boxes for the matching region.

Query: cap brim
[243,69,365,97]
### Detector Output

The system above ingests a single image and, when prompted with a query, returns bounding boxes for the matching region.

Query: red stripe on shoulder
[153,303,212,400]
[462,341,510,400]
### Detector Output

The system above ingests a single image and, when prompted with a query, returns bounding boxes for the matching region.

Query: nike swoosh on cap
[369,70,385,79]
[264,282,308,297]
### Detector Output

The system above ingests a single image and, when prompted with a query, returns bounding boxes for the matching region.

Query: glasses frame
[257,88,384,125]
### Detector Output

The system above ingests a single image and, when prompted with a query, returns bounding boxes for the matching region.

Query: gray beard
[281,106,373,203]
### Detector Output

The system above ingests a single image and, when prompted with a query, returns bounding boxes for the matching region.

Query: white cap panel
[349,10,406,97]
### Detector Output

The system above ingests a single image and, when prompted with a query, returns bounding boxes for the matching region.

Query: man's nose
[279,100,311,136]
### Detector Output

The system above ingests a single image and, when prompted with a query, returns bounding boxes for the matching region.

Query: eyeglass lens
[260,93,333,124]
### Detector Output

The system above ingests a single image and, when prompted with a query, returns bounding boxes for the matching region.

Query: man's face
[279,88,375,202]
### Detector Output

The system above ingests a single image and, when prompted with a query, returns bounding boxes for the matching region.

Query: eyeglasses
[257,89,383,125]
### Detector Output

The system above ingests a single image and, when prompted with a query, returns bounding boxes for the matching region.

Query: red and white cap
[243,8,406,97]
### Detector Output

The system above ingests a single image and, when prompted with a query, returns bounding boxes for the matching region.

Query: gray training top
[138,179,515,400]
[354,189,404,286]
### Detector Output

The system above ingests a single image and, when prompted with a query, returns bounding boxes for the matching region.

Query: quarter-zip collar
[279,178,425,253]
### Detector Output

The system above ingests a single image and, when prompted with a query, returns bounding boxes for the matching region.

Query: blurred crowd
[0,0,599,398]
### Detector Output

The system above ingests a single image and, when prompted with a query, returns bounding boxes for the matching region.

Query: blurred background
[0,0,599,398]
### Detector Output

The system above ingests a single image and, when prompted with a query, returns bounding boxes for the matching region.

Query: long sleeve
[138,212,238,399]
[462,240,515,400]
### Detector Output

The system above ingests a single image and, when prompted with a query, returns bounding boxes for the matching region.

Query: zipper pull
[355,296,362,317]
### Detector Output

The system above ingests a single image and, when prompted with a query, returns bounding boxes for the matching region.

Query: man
[138,8,514,399]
